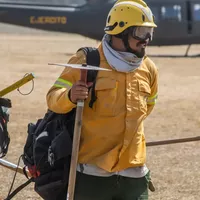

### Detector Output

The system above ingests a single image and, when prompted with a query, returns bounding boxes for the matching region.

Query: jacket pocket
[138,80,151,113]
[94,78,118,117]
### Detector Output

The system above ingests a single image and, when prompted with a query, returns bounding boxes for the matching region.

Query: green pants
[74,171,150,200]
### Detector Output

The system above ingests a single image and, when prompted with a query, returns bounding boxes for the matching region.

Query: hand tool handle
[67,69,88,200]
[0,73,35,97]
[0,159,31,177]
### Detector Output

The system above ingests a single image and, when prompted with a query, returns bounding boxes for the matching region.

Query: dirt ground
[0,23,199,200]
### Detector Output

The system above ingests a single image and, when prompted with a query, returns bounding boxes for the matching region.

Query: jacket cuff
[55,90,77,113]
[64,90,77,109]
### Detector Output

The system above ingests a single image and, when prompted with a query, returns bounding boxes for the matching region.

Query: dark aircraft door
[149,0,188,45]
[190,1,200,37]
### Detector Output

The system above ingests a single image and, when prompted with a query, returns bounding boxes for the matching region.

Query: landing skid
[184,44,192,57]
[149,44,200,58]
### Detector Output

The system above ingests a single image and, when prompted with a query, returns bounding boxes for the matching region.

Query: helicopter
[0,0,199,56]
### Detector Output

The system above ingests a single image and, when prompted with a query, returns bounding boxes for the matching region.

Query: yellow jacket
[46,43,158,172]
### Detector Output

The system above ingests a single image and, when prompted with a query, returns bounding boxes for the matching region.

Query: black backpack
[5,47,100,200]
[0,98,11,158]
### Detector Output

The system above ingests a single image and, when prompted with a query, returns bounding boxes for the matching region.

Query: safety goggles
[131,26,154,41]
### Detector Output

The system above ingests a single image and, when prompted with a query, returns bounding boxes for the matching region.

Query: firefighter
[47,0,158,199]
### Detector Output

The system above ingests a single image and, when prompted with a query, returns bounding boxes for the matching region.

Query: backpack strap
[4,178,34,200]
[77,47,100,108]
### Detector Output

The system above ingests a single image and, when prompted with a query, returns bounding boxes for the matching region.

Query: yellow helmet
[104,0,157,35]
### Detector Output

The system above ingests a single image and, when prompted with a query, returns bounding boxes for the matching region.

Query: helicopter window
[193,4,200,21]
[161,5,182,21]
[150,6,159,22]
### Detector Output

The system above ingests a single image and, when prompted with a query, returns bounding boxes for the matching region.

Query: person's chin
[136,48,145,58]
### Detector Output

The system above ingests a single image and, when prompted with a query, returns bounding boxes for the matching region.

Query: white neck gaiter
[102,34,143,73]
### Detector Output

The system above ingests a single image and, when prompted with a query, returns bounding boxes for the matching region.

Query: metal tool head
[48,63,112,71]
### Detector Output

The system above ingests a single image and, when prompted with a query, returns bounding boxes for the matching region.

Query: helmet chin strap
[121,32,147,58]
[113,28,135,54]
[122,33,135,54]
[111,28,145,58]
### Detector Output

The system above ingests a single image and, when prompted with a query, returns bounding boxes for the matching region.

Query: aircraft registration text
[30,16,67,24]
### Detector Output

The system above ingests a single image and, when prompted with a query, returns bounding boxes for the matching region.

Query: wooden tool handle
[67,68,88,200]
[80,69,87,83]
